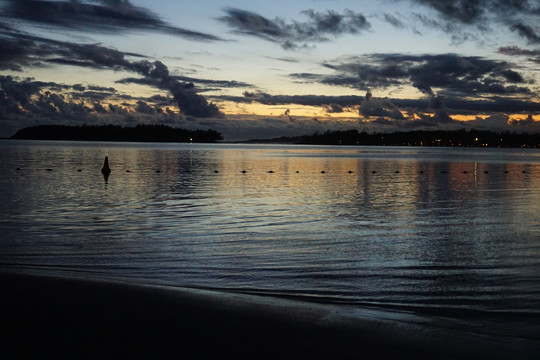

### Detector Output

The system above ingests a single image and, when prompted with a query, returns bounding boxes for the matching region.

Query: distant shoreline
[244,128,540,148]
[8,125,540,148]
[10,124,223,143]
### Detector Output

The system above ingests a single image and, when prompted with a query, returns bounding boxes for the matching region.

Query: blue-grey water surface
[1,140,540,339]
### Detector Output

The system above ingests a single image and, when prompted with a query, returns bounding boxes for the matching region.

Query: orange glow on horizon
[508,114,540,122]
[451,114,491,122]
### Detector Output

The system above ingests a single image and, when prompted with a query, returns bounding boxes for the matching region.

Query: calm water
[1,140,540,337]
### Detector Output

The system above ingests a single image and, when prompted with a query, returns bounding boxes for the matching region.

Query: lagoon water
[1,140,540,340]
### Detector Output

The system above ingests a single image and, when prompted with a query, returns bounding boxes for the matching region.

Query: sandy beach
[2,271,538,359]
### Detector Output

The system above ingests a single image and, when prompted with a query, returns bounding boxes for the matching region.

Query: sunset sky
[1,0,539,140]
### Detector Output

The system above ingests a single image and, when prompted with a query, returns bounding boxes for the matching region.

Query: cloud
[359,94,405,120]
[510,23,540,44]
[0,0,222,41]
[300,53,533,100]
[0,28,223,118]
[509,114,536,126]
[135,100,155,114]
[221,90,363,109]
[219,8,371,49]
[0,75,207,138]
[497,46,540,64]
[383,13,405,28]
[407,0,540,43]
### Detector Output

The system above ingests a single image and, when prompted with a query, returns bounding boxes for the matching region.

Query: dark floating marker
[214,170,219,173]
[155,170,161,173]
[463,170,468,174]
[419,170,424,174]
[126,170,131,173]
[395,171,400,173]
[484,170,489,174]
[46,168,53,172]
[321,171,326,174]
[441,170,447,173]
[101,156,111,182]
[16,167,21,171]
[241,170,247,174]
[504,170,509,173]
[522,170,527,174]
[347,170,353,174]
[268,170,274,173]
[372,170,376,174]
[296,171,299,173]
[77,169,82,172]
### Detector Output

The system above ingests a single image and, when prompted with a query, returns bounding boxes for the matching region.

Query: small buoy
[504,170,509,173]
[463,170,468,174]
[46,168,53,172]
[126,170,131,173]
[101,156,111,179]
[372,170,376,174]
[155,170,161,173]
[347,170,353,174]
[16,167,21,171]
[77,169,82,172]
[484,170,488,174]
[321,171,325,174]
[268,170,274,173]
[522,170,527,174]
[441,170,447,173]
[214,170,219,173]
[419,170,424,174]
[395,171,400,173]
[296,171,299,173]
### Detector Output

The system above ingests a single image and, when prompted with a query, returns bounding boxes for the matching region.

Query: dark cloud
[359,95,405,120]
[299,53,533,99]
[126,60,223,118]
[497,46,540,64]
[383,13,405,28]
[509,114,536,126]
[173,75,254,92]
[0,74,205,138]
[408,0,540,43]
[0,75,42,104]
[224,90,363,109]
[92,102,107,113]
[0,28,223,118]
[219,87,540,117]
[0,0,222,41]
[325,103,345,113]
[135,100,155,114]
[219,8,371,49]
[510,23,540,44]
[412,0,484,23]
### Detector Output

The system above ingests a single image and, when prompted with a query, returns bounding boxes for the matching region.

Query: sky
[1,0,540,141]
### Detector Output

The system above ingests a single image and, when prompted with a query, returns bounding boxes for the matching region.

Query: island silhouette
[11,124,223,143]
[246,129,540,148]
[9,125,540,148]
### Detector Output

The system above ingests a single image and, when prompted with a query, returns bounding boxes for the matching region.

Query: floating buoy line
[12,157,535,180]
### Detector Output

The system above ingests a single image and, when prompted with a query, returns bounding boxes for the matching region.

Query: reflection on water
[1,140,540,325]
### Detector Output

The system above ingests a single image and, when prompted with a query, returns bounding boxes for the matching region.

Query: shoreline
[2,271,539,359]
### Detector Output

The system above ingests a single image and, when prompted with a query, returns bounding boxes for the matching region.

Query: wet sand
[1,271,538,359]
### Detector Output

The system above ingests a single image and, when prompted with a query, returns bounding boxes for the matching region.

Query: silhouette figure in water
[101,156,111,182]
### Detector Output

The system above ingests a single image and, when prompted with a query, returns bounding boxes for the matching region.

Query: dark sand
[2,271,538,359]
